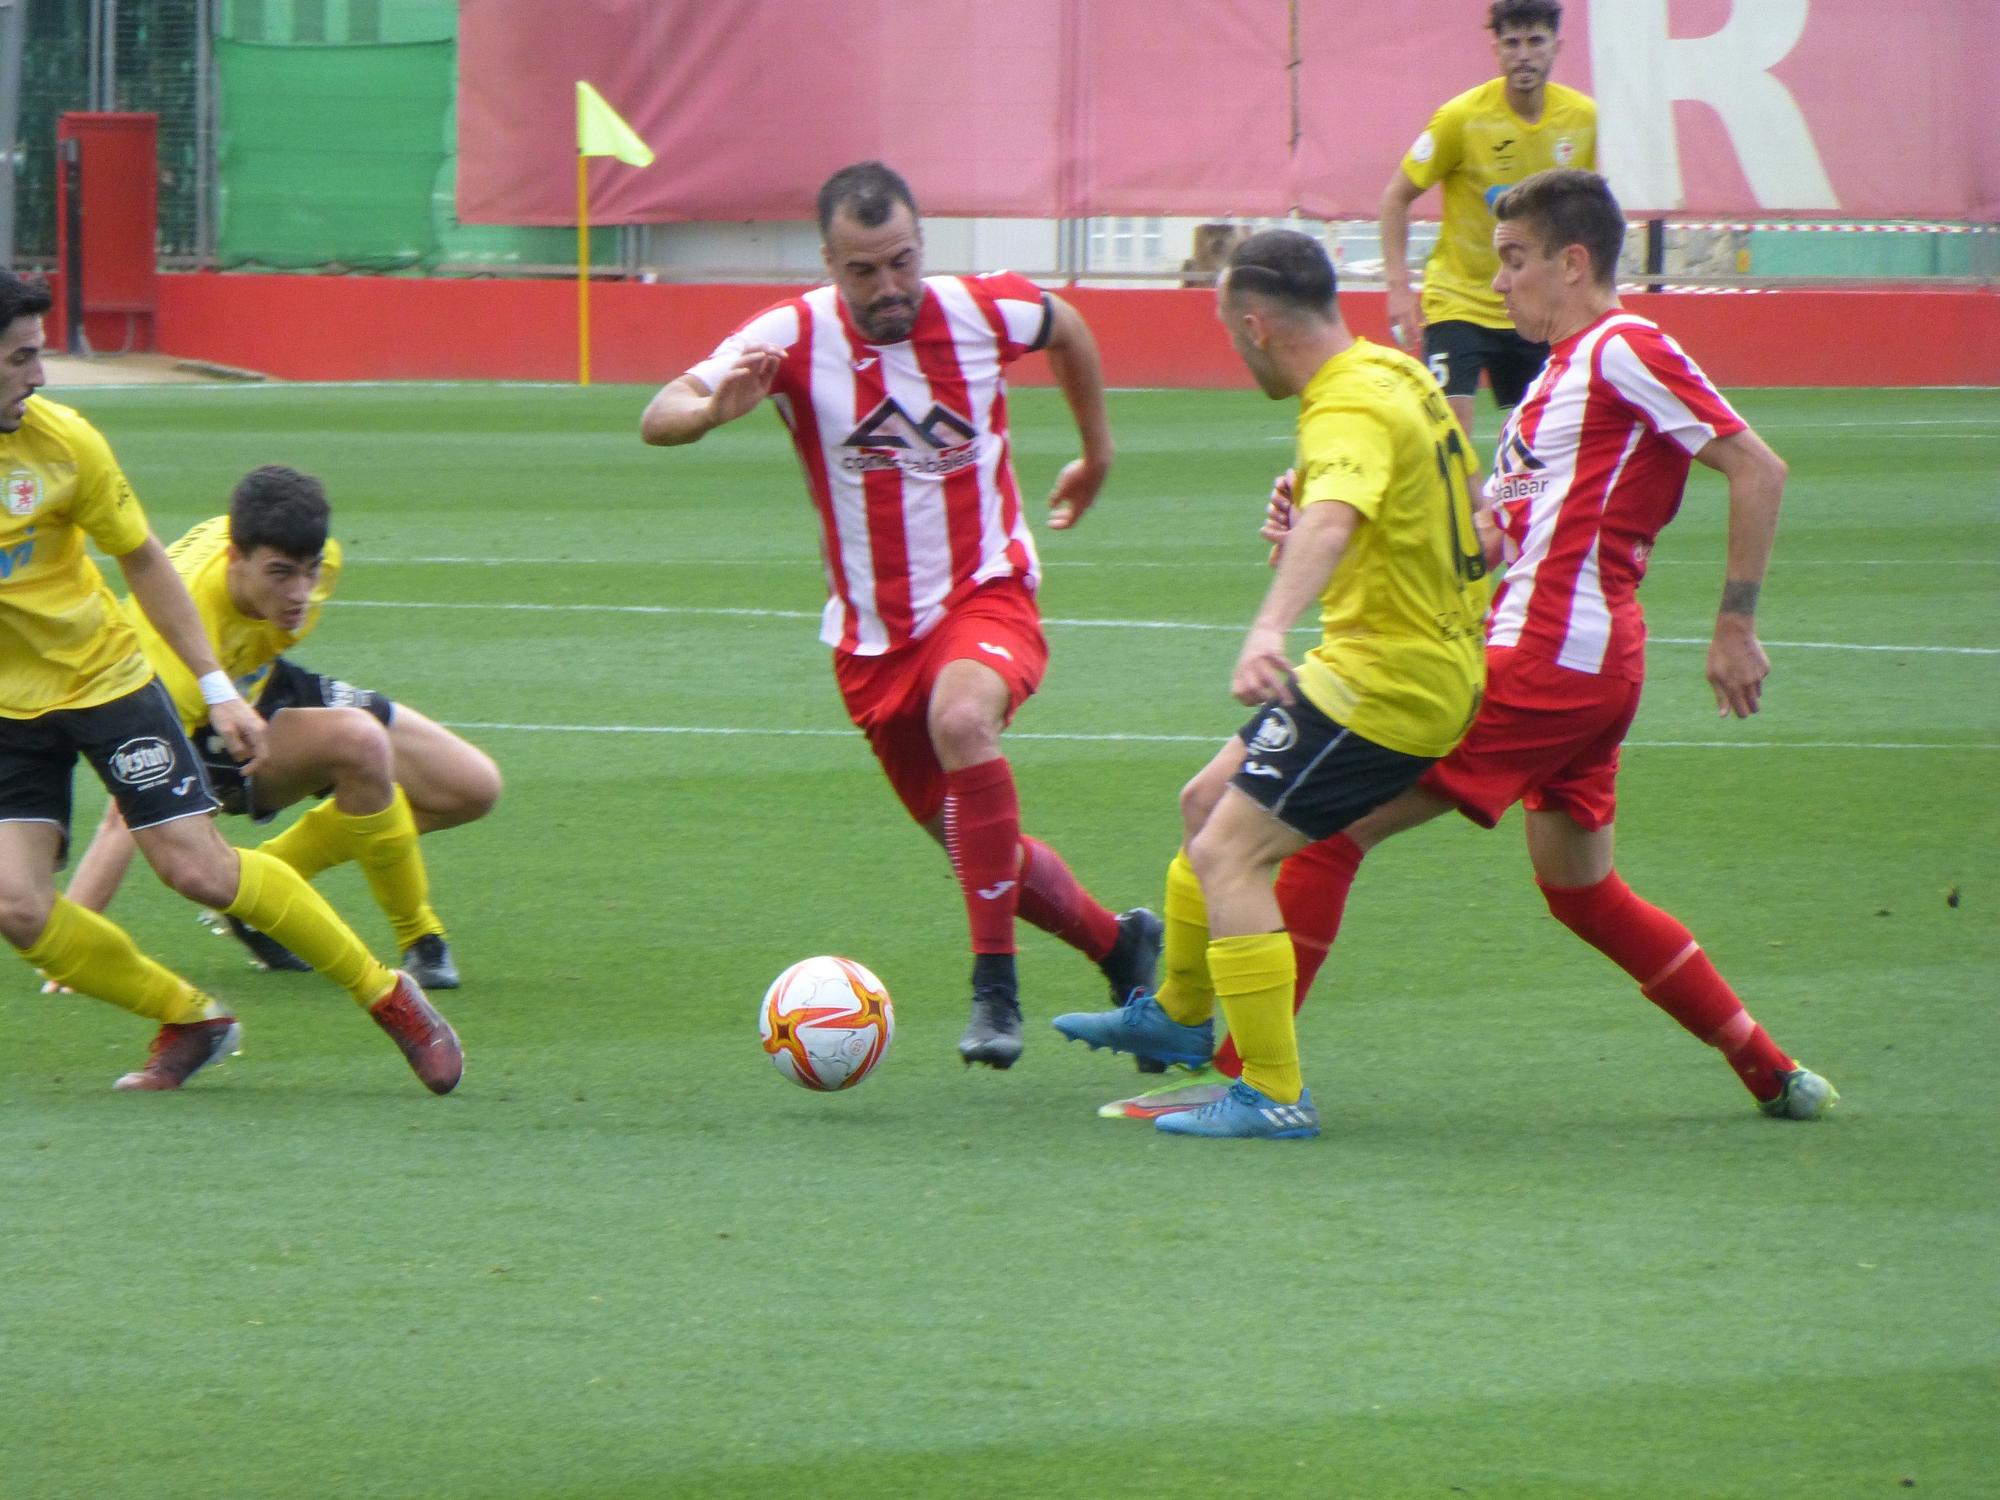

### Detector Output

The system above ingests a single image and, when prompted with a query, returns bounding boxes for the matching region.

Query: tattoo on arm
[1719,579,1760,617]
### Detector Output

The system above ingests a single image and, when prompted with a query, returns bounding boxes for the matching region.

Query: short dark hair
[817,161,919,236]
[1494,169,1626,287]
[0,270,54,331]
[1223,229,1338,318]
[1488,0,1562,32]
[229,465,329,559]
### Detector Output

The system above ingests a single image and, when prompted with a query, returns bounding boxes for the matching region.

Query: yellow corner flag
[576,81,654,167]
[573,82,652,387]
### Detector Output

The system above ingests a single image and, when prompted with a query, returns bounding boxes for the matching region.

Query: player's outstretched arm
[1695,428,1787,718]
[1380,170,1428,353]
[640,342,784,447]
[117,534,266,769]
[1042,294,1115,531]
[1233,499,1361,706]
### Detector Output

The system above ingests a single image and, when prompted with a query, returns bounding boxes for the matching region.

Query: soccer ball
[759,955,895,1091]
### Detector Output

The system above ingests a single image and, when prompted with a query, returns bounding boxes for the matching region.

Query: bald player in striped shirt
[642,160,1160,1072]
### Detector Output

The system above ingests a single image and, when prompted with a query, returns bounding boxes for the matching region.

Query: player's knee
[1178,768,1226,843]
[322,708,395,785]
[148,843,237,909]
[415,747,503,830]
[1184,821,1239,889]
[0,885,55,948]
[454,749,503,821]
[928,700,1002,763]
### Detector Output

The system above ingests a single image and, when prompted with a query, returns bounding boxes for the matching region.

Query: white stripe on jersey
[1486,311,1719,674]
[1486,319,1609,656]
[685,304,801,395]
[801,287,882,653]
[874,311,955,642]
[1597,324,1738,454]
[687,276,1045,657]
[930,277,1041,604]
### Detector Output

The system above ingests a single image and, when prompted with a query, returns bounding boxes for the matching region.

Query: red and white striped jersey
[1485,310,1745,680]
[687,272,1053,656]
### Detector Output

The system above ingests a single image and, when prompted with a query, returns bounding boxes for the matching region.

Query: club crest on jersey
[1246,707,1298,756]
[1554,136,1578,167]
[108,736,177,789]
[841,398,979,476]
[4,468,41,516]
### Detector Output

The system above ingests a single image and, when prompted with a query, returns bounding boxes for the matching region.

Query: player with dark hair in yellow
[0,272,462,1093]
[55,464,501,990]
[1053,230,1489,1137]
[1382,0,1596,444]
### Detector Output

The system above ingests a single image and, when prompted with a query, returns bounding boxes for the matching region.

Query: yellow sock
[22,897,212,1024]
[1153,851,1215,1026]
[257,799,347,880]
[1210,931,1302,1104]
[342,788,442,950]
[259,790,442,948]
[227,847,396,1008]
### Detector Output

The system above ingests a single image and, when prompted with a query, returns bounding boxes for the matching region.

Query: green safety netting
[217,38,453,269]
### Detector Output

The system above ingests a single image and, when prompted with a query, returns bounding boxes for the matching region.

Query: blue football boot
[1154,1079,1320,1139]
[1050,995,1213,1070]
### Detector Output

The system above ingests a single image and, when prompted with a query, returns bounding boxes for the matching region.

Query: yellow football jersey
[0,397,156,718]
[1401,79,1597,329]
[1290,338,1489,759]
[123,514,342,732]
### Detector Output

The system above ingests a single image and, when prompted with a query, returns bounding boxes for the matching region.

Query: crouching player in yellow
[1052,230,1489,1137]
[0,271,461,1093]
[58,464,501,990]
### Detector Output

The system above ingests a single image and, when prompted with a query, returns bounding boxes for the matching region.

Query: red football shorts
[1419,646,1643,832]
[832,578,1049,824]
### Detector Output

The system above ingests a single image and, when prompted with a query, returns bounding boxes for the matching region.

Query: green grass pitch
[2,379,1995,1499]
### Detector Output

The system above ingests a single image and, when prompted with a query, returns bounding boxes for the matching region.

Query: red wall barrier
[152,272,2000,389]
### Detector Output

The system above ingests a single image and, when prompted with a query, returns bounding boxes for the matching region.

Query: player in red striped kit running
[1103,169,1834,1123]
[642,161,1158,1069]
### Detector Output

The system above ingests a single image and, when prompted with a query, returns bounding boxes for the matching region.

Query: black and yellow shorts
[1230,692,1435,842]
[0,679,220,856]
[196,657,395,821]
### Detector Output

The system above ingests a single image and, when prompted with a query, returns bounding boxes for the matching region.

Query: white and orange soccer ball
[759,955,895,1091]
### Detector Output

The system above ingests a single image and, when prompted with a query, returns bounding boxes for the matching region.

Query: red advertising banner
[456,0,1999,226]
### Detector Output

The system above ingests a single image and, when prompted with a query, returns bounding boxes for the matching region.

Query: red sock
[1015,836,1119,960]
[1214,834,1364,1080]
[1537,871,1793,1101]
[942,759,1021,955]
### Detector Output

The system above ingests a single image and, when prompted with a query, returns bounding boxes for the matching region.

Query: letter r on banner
[1592,0,1838,211]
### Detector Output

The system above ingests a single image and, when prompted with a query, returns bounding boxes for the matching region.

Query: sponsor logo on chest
[840,398,980,477]
[1493,427,1552,506]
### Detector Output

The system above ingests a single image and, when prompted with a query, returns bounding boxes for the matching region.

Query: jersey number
[1432,427,1487,587]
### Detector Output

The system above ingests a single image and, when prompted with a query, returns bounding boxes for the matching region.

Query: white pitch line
[442,719,1997,752]
[334,598,2000,655]
[1650,635,1998,656]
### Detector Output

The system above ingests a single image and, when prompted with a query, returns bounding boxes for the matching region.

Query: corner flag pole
[575,81,657,388]
[577,152,593,385]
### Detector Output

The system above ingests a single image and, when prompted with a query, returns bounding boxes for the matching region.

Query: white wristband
[198,671,240,707]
